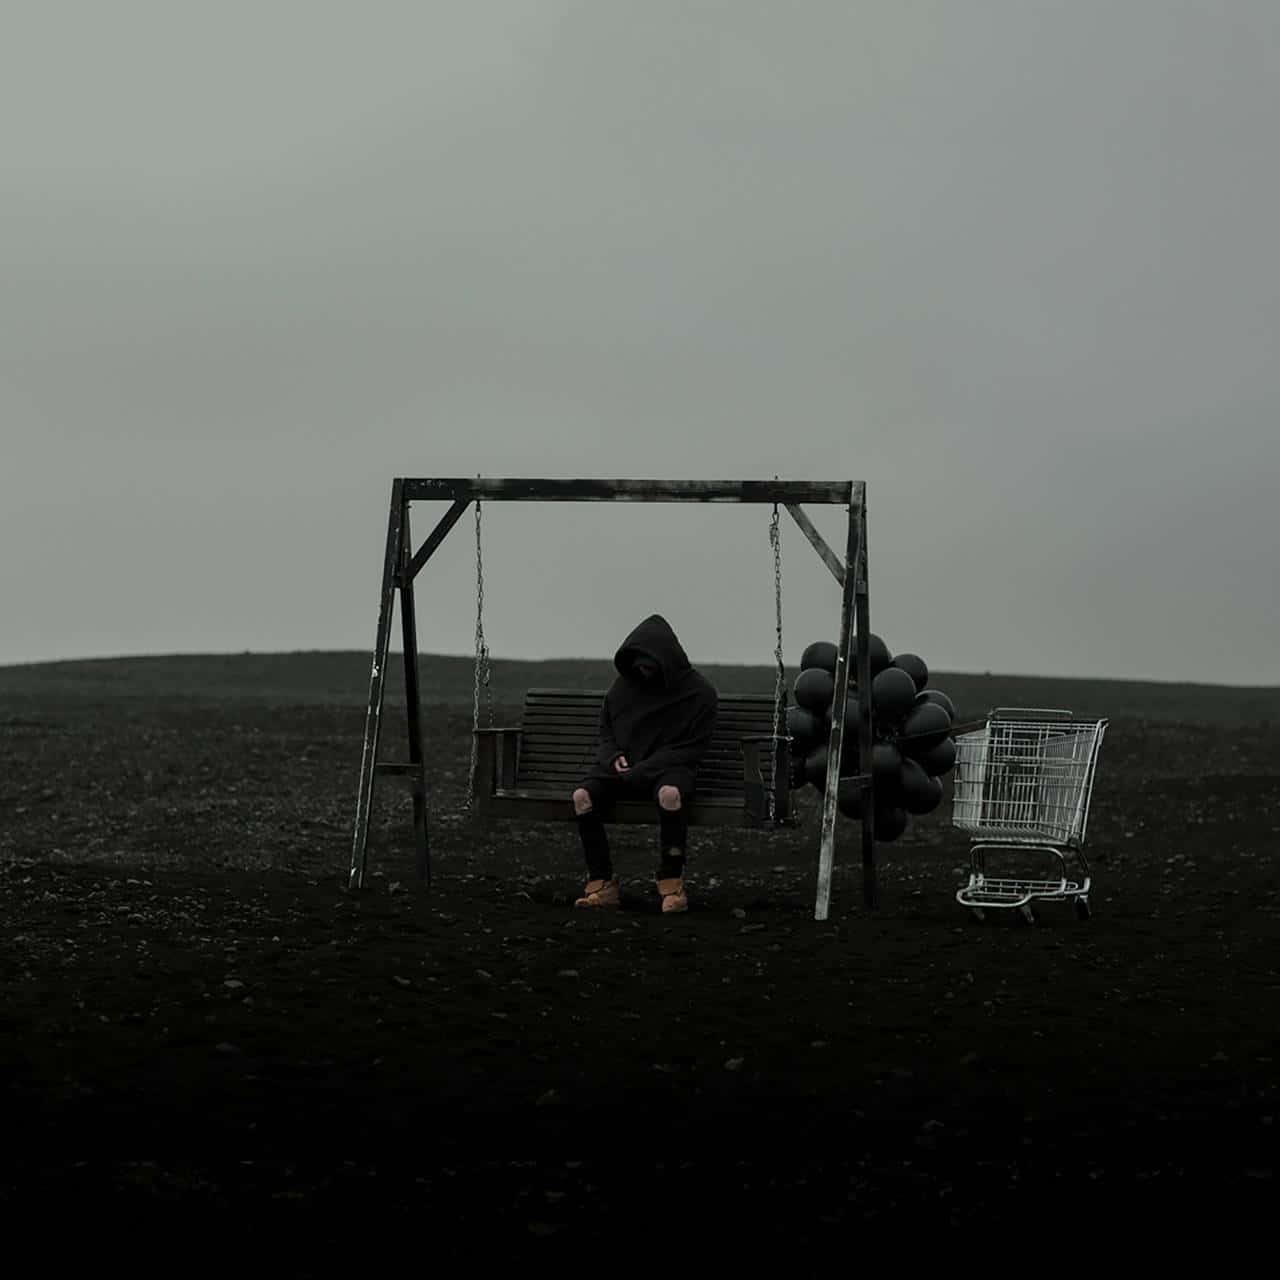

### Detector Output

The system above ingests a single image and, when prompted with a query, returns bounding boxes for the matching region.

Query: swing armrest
[473,727,522,794]
[740,735,792,825]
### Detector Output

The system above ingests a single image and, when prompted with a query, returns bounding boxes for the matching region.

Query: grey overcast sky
[4,0,1277,684]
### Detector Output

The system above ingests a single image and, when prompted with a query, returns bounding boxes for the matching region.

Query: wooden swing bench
[471,689,796,827]
[351,477,875,918]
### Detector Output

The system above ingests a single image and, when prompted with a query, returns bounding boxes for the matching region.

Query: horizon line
[1,648,1276,692]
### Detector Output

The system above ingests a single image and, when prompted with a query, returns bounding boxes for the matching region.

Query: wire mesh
[952,714,1107,846]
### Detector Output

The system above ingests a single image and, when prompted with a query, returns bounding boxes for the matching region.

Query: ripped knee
[657,784,683,810]
[572,788,593,816]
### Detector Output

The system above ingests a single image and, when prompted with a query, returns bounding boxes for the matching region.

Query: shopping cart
[952,708,1107,923]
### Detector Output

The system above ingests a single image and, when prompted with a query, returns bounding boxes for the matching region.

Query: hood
[613,614,693,688]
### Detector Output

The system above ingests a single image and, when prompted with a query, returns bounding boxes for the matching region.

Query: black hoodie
[593,614,719,785]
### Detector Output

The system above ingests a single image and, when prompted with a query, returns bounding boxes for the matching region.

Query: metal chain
[768,501,785,823]
[464,493,494,813]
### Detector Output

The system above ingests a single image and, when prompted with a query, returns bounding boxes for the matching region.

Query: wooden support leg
[350,481,404,891]
[854,501,876,910]
[815,487,870,920]
[399,497,431,887]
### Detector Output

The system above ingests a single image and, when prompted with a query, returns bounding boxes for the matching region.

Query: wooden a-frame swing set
[350,477,877,921]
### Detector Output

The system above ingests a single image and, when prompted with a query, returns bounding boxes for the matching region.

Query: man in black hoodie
[571,614,719,914]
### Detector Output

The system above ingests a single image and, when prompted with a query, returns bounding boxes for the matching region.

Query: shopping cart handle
[988,707,1075,721]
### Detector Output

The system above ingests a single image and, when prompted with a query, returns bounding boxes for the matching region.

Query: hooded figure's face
[614,615,690,688]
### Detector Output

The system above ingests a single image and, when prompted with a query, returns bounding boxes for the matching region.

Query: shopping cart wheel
[1074,897,1092,921]
[969,907,987,924]
[1017,904,1038,926]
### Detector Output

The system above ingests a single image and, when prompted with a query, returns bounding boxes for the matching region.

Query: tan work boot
[657,876,688,914]
[574,877,620,909]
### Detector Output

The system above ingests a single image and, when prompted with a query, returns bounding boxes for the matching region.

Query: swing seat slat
[472,689,796,828]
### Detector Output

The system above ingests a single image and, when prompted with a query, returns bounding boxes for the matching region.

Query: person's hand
[613,754,631,774]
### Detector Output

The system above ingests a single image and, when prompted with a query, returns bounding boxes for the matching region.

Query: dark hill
[0,651,1276,725]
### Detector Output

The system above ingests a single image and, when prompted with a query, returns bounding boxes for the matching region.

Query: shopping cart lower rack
[952,708,1107,922]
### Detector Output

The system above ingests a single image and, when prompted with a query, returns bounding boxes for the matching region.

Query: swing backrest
[516,689,783,803]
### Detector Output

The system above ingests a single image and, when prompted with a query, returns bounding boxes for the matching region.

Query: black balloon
[914,688,957,720]
[800,641,838,674]
[871,742,903,785]
[794,667,835,712]
[862,633,893,676]
[892,653,929,691]
[871,667,916,724]
[822,694,863,735]
[837,740,861,777]
[786,704,823,746]
[873,805,909,842]
[803,744,829,789]
[899,701,952,754]
[806,644,956,830]
[872,765,903,809]
[837,776,867,819]
[815,709,859,773]
[837,692,864,736]
[898,758,944,814]
[915,735,956,777]
[918,776,945,815]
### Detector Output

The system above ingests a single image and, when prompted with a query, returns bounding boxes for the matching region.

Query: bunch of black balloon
[785,636,960,843]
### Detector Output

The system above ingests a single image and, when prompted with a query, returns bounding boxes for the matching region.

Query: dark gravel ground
[2,657,1277,1266]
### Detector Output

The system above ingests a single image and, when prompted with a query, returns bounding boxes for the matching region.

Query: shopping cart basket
[952,708,1107,922]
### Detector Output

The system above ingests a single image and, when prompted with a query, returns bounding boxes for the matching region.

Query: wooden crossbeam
[402,478,854,504]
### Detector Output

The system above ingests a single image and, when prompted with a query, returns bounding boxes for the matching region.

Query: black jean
[574,768,695,881]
